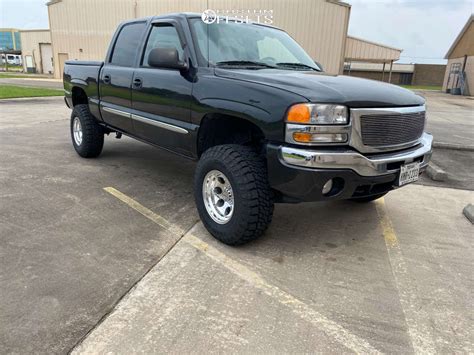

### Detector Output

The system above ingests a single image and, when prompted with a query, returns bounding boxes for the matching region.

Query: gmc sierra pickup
[64,13,433,245]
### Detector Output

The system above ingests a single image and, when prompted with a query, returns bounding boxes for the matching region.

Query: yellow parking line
[375,198,399,248]
[184,234,381,354]
[103,186,380,353]
[375,198,436,354]
[103,187,184,236]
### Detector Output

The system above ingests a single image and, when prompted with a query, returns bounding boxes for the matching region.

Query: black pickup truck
[64,13,433,245]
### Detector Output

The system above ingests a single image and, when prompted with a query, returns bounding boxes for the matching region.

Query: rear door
[131,20,194,156]
[100,21,147,133]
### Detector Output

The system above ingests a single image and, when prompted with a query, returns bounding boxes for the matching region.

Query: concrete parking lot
[0,94,473,354]
[422,90,474,148]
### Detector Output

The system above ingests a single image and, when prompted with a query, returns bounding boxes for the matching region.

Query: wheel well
[72,87,88,106]
[197,114,265,157]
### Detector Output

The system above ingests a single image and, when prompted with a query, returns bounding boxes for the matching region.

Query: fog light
[322,179,333,195]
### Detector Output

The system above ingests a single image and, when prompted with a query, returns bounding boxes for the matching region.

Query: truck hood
[215,68,425,108]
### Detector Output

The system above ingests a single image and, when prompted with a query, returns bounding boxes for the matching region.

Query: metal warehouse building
[45,0,407,80]
[19,30,53,74]
[46,0,354,78]
[443,14,473,96]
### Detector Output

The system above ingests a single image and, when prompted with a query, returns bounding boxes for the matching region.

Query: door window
[142,24,184,67]
[111,22,146,67]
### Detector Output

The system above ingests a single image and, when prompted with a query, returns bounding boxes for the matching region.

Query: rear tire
[351,192,388,203]
[70,104,104,158]
[194,144,274,246]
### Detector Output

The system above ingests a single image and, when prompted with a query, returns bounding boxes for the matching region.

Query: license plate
[398,162,420,186]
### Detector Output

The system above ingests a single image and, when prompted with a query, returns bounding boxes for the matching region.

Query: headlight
[286,104,348,125]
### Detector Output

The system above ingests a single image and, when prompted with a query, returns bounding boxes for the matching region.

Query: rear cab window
[110,22,147,67]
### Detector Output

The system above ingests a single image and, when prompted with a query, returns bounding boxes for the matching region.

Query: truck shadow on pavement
[96,136,381,258]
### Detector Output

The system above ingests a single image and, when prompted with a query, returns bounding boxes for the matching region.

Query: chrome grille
[360,111,425,147]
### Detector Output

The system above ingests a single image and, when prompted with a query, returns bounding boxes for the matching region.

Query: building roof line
[45,0,353,9]
[46,0,62,6]
[326,0,351,8]
[19,29,50,33]
[347,35,402,52]
[444,14,473,59]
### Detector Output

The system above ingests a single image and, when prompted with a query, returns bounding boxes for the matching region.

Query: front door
[131,22,194,156]
[58,53,68,79]
[99,21,147,133]
[39,43,53,74]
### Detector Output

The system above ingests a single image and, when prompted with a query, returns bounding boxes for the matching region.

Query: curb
[433,142,474,152]
[426,162,448,182]
[462,204,474,224]
[0,96,64,101]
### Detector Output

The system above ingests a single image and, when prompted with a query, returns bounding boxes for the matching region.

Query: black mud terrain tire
[194,144,274,246]
[70,104,104,158]
[351,192,388,203]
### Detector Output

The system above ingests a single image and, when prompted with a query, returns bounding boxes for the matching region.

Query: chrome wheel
[72,117,83,146]
[202,170,234,224]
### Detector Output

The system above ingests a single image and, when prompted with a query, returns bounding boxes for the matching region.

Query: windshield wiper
[275,62,320,71]
[215,60,276,69]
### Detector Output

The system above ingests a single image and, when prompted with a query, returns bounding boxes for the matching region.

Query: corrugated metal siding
[442,56,473,96]
[448,21,474,58]
[19,30,51,73]
[48,0,349,78]
[48,0,134,77]
[445,16,473,59]
[137,0,206,17]
[345,36,401,63]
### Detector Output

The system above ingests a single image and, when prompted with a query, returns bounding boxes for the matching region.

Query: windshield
[190,19,320,71]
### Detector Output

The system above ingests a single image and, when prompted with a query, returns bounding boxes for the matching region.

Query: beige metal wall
[345,36,400,63]
[446,18,473,59]
[19,30,51,73]
[442,56,473,96]
[48,0,350,78]
[48,0,134,78]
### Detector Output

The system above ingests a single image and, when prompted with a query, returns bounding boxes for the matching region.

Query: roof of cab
[123,12,281,30]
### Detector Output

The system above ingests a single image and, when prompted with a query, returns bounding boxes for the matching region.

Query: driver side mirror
[148,47,187,70]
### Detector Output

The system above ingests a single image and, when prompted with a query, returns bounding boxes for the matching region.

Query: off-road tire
[71,104,104,158]
[194,144,274,246]
[351,192,388,203]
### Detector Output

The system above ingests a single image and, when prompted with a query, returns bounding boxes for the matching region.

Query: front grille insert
[360,111,425,147]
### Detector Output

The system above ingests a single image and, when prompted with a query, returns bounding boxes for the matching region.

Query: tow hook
[115,132,122,139]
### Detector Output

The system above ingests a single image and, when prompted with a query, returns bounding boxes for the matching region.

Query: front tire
[70,104,104,158]
[194,145,274,246]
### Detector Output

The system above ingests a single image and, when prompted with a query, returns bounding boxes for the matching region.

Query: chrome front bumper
[280,133,433,177]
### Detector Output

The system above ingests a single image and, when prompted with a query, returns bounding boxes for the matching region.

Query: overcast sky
[348,0,473,64]
[0,0,472,64]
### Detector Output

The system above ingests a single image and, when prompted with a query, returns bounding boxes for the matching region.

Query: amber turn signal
[287,104,311,123]
[292,132,312,142]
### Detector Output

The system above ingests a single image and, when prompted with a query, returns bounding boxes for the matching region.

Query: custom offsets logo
[201,9,273,24]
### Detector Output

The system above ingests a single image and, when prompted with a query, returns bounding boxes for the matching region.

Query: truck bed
[63,60,104,109]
